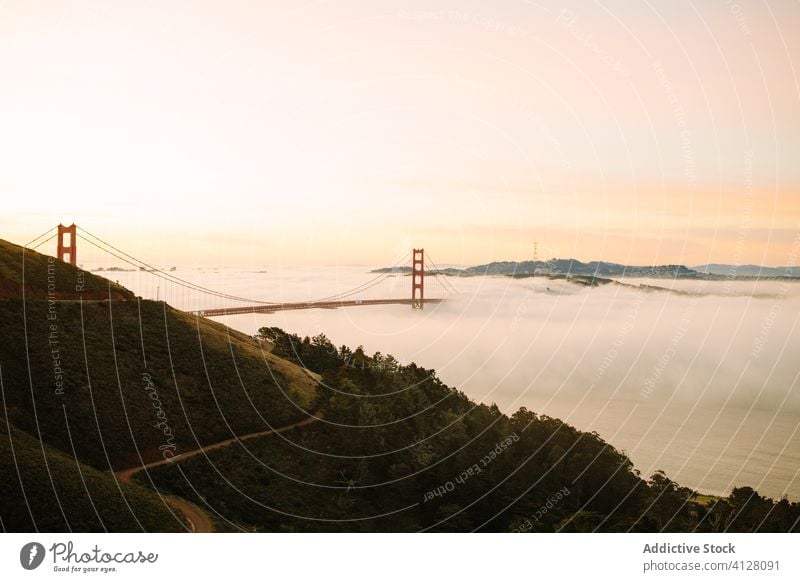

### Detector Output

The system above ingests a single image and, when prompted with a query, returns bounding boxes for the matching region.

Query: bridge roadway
[193,298,444,317]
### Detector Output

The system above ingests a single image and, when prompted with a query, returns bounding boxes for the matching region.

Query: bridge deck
[194,298,444,317]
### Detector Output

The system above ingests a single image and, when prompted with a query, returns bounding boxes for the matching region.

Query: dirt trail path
[117,412,322,532]
[164,495,213,533]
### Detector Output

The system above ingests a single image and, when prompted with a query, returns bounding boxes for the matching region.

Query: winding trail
[162,495,212,533]
[116,412,323,532]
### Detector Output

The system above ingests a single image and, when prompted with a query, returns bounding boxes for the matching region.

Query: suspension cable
[76,228,278,304]
[34,225,452,307]
[305,250,412,303]
[24,226,57,248]
[30,233,57,251]
[424,250,460,295]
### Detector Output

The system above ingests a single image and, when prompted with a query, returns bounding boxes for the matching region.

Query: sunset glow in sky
[1,0,798,266]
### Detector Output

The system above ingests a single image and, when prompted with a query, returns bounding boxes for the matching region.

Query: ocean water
[108,266,800,500]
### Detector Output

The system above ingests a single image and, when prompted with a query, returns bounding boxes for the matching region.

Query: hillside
[693,264,796,277]
[0,419,183,532]
[0,298,317,469]
[462,259,699,278]
[140,328,800,533]
[0,240,318,530]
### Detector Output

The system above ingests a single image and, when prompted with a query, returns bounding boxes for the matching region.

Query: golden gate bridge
[25,224,458,316]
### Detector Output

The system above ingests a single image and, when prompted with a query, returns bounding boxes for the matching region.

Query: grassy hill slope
[0,419,182,532]
[0,241,317,473]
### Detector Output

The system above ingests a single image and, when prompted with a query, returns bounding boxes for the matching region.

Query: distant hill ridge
[373,258,799,279]
[692,263,797,277]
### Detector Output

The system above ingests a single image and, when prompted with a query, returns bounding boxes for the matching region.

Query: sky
[1,0,799,267]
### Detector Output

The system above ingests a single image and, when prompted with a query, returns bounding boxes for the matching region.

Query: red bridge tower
[412,248,424,310]
[57,223,77,266]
